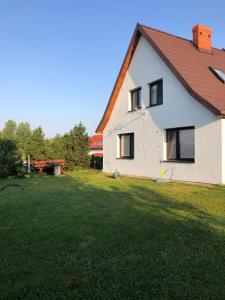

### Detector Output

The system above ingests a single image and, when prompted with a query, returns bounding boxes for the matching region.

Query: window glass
[121,135,130,157]
[151,85,158,105]
[119,133,134,158]
[180,129,194,159]
[167,130,177,160]
[150,80,163,106]
[131,89,140,110]
[215,69,225,81]
[133,90,139,108]
[210,67,225,83]
[166,127,194,161]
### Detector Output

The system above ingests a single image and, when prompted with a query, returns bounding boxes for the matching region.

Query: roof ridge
[139,23,191,42]
[138,23,225,54]
[139,23,225,54]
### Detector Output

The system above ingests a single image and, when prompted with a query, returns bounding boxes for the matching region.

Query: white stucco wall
[221,119,225,184]
[103,36,222,184]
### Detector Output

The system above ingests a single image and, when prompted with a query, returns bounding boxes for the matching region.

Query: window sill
[146,103,163,108]
[163,160,195,164]
[128,109,141,113]
[116,157,134,160]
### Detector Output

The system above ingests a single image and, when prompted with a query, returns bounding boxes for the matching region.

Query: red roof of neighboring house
[96,23,225,134]
[89,135,103,149]
[91,153,103,157]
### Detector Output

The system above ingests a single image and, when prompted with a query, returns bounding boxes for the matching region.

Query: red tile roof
[91,153,103,157]
[89,135,103,149]
[96,23,225,134]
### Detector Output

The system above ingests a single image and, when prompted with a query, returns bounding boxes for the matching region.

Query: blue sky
[1,0,225,137]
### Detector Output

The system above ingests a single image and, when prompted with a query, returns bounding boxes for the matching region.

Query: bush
[16,164,27,178]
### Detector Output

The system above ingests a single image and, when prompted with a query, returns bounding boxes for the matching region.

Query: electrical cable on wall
[105,107,175,181]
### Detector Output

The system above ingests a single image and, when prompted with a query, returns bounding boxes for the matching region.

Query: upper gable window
[130,88,141,111]
[149,79,163,107]
[209,67,225,83]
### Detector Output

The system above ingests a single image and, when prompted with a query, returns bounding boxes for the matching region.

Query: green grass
[0,170,225,299]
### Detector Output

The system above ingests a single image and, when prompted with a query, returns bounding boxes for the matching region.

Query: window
[119,133,134,158]
[149,79,163,107]
[166,127,194,162]
[130,88,141,111]
[209,67,225,83]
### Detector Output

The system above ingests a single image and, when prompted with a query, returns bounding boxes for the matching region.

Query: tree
[51,134,65,159]
[0,120,91,173]
[1,120,17,140]
[64,122,89,169]
[27,127,46,161]
[0,139,18,178]
[16,122,32,160]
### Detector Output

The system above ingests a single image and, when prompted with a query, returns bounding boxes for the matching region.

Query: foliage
[1,120,17,140]
[0,120,91,176]
[27,127,46,162]
[0,170,224,299]
[0,138,18,178]
[64,122,90,169]
[45,134,65,160]
[15,164,27,178]
[16,122,32,160]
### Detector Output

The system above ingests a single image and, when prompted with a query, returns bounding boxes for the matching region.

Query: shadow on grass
[0,172,224,299]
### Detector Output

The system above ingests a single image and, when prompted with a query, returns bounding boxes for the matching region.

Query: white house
[96,24,225,184]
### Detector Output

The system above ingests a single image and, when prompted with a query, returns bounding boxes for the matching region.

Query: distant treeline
[0,120,90,178]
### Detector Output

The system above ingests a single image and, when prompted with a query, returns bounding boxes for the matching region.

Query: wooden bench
[34,160,65,175]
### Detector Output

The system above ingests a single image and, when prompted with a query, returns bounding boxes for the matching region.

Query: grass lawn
[0,170,225,299]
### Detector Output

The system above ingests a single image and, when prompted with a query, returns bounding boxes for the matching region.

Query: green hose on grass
[113,169,121,179]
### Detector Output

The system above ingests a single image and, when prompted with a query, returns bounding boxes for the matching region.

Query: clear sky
[1,0,225,137]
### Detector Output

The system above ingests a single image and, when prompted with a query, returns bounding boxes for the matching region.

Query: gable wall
[103,36,222,184]
[221,119,225,184]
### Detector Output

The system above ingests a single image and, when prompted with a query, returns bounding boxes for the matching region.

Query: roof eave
[219,111,225,117]
[96,24,141,134]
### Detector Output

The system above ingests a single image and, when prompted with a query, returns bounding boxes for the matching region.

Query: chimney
[192,24,212,53]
